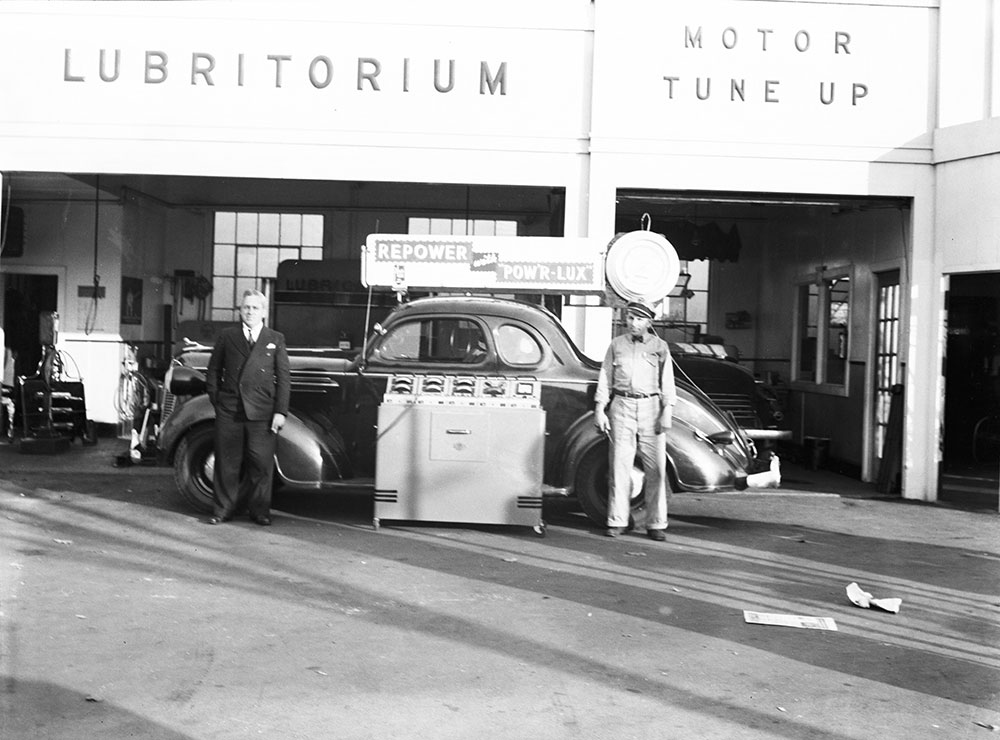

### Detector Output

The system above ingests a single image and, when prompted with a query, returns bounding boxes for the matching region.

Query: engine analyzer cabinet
[374,374,547,535]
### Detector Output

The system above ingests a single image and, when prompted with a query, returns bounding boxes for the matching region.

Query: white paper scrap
[743,611,838,631]
[846,582,902,614]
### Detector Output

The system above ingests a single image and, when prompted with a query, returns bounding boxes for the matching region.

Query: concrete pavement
[1,438,998,739]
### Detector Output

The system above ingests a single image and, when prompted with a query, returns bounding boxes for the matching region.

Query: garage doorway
[941,272,1000,509]
[3,272,58,379]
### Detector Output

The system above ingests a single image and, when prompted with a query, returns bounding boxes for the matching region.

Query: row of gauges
[383,374,540,399]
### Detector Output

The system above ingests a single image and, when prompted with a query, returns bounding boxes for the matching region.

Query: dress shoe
[206,516,230,525]
[646,528,666,541]
[250,515,272,526]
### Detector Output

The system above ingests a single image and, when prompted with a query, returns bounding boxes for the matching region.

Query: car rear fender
[552,411,606,493]
[667,419,748,490]
[274,413,348,486]
[555,409,750,494]
[157,394,349,484]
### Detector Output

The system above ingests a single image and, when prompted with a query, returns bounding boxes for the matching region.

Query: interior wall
[0,190,215,424]
[708,203,910,470]
[1,198,123,337]
[120,196,167,345]
[0,196,126,425]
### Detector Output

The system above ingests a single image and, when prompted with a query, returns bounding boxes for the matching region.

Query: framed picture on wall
[121,276,143,325]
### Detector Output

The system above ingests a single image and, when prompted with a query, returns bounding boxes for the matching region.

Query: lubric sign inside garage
[362,235,607,294]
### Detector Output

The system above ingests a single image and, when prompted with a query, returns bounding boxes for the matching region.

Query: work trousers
[1,385,14,439]
[607,395,669,530]
[212,406,277,520]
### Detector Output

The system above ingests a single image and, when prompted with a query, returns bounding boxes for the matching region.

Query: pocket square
[266,342,277,349]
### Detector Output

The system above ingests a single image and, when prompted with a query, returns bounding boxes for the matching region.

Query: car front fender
[158,394,215,464]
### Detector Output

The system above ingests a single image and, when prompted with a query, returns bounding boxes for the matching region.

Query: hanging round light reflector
[604,230,681,304]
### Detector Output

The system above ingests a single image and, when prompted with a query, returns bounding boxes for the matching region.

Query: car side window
[376,318,487,364]
[376,321,421,361]
[496,324,542,366]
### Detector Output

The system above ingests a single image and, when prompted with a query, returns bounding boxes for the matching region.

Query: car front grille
[160,389,177,423]
[706,392,759,428]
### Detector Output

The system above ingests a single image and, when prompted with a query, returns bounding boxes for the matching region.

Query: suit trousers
[607,395,669,530]
[212,406,277,519]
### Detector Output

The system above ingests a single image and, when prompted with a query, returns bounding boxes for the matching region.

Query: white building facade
[0,0,998,506]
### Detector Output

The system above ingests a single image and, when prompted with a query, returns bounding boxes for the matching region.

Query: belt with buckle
[617,391,659,399]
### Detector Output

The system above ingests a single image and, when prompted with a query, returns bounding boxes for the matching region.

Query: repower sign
[362,235,607,294]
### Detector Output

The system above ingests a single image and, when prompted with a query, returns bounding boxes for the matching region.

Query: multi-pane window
[661,259,709,338]
[408,217,517,236]
[406,216,521,301]
[794,266,852,392]
[212,212,324,321]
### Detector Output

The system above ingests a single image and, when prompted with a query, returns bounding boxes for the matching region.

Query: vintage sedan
[157,296,759,526]
[670,342,789,448]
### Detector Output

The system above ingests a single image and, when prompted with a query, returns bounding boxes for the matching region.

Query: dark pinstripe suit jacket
[206,325,290,421]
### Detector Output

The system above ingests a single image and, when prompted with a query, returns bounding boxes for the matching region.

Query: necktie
[246,329,255,349]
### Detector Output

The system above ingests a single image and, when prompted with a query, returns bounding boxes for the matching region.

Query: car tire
[575,445,647,527]
[173,425,216,514]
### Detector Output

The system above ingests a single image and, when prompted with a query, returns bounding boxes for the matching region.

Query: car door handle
[445,429,471,435]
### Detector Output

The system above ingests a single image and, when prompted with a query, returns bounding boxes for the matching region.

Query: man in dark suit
[205,289,290,526]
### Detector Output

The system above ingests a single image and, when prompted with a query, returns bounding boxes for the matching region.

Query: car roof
[389,295,563,324]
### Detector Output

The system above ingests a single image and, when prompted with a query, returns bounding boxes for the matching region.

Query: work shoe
[646,528,666,542]
[605,520,634,537]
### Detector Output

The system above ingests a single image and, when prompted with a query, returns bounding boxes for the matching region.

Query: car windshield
[371,317,488,364]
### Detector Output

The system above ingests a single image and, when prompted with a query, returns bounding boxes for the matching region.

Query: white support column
[562,166,617,359]
[560,152,615,358]
[901,185,942,502]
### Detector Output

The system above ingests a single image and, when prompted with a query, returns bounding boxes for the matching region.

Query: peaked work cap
[626,301,656,320]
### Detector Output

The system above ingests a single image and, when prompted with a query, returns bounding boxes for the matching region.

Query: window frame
[791,264,853,397]
[211,211,324,322]
[495,323,544,367]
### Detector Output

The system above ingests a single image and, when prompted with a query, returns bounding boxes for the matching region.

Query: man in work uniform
[593,300,677,540]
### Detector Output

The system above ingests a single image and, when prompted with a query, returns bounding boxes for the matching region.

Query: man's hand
[655,407,673,434]
[271,413,287,434]
[594,407,610,436]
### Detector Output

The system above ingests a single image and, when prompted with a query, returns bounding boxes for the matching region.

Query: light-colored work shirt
[595,331,677,408]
